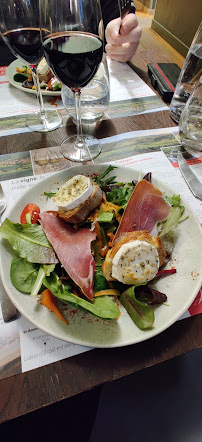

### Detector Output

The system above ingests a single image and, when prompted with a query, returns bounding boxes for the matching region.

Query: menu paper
[19,316,92,373]
[108,60,155,100]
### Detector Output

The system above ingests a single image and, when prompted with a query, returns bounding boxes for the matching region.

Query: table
[0,51,201,426]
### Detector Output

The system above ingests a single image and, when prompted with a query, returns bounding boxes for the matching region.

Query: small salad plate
[6,60,61,97]
[0,164,202,348]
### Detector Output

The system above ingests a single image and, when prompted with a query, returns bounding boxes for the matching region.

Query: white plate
[6,60,61,97]
[1,165,202,348]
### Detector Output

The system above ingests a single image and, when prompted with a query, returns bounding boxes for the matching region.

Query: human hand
[105,14,141,62]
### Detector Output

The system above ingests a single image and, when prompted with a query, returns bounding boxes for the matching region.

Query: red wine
[43,32,103,90]
[3,28,46,66]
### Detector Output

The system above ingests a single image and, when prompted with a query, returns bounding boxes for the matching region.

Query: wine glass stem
[31,67,46,119]
[74,90,83,144]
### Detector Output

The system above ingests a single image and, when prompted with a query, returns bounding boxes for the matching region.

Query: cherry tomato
[20,204,40,224]
[47,77,57,91]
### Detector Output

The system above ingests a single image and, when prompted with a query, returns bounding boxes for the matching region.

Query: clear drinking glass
[179,76,202,157]
[61,54,110,124]
[170,21,202,124]
[40,0,104,162]
[0,0,62,132]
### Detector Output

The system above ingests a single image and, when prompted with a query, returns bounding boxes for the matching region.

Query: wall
[151,0,201,56]
[133,0,157,14]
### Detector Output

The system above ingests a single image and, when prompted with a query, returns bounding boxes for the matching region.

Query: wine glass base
[60,135,101,162]
[26,110,62,132]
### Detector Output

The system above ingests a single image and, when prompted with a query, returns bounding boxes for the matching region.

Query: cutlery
[117,0,131,32]
[177,151,202,200]
[0,184,18,322]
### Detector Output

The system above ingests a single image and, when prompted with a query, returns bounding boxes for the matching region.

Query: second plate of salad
[6,59,61,96]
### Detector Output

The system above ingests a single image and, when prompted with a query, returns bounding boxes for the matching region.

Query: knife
[177,151,202,200]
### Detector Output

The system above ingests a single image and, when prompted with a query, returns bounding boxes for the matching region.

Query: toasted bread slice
[57,182,103,224]
[102,230,166,281]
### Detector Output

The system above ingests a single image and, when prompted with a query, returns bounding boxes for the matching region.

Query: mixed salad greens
[0,166,187,330]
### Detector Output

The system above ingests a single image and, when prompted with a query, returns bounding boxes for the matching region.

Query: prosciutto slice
[40,212,96,300]
[115,179,171,240]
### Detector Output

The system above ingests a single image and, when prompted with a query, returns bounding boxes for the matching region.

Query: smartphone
[148,62,181,102]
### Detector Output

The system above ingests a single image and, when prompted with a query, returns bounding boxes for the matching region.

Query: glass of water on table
[179,75,202,157]
[170,21,202,124]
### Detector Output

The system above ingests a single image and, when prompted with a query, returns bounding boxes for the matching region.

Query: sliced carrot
[114,296,121,319]
[88,196,121,223]
[99,196,122,222]
[16,67,25,73]
[41,289,68,325]
[94,289,120,297]
[107,232,115,248]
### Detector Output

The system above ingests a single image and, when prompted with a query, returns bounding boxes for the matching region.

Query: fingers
[105,14,141,62]
[105,41,139,63]
[116,24,142,44]
[120,14,139,35]
[105,14,140,43]
[105,17,121,44]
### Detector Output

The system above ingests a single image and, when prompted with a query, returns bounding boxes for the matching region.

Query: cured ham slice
[115,179,171,240]
[40,212,96,300]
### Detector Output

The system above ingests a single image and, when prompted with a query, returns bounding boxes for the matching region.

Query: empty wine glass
[0,0,62,132]
[40,0,104,162]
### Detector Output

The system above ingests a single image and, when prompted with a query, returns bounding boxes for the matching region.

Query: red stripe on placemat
[153,63,175,92]
[0,66,7,76]
[0,80,9,84]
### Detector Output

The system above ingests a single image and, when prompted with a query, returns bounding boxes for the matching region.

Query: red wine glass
[40,0,104,162]
[0,0,62,132]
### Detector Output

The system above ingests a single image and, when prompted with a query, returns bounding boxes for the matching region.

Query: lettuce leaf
[30,264,56,296]
[43,272,119,320]
[0,218,57,263]
[159,206,183,238]
[93,266,108,292]
[120,286,154,329]
[10,256,40,293]
[106,184,134,208]
[158,194,186,238]
[10,257,56,295]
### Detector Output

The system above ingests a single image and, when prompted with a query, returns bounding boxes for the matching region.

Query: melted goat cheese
[112,240,159,284]
[53,175,92,211]
[37,58,50,75]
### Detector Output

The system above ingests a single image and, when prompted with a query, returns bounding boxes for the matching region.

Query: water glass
[62,54,110,124]
[179,76,202,157]
[170,21,202,123]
